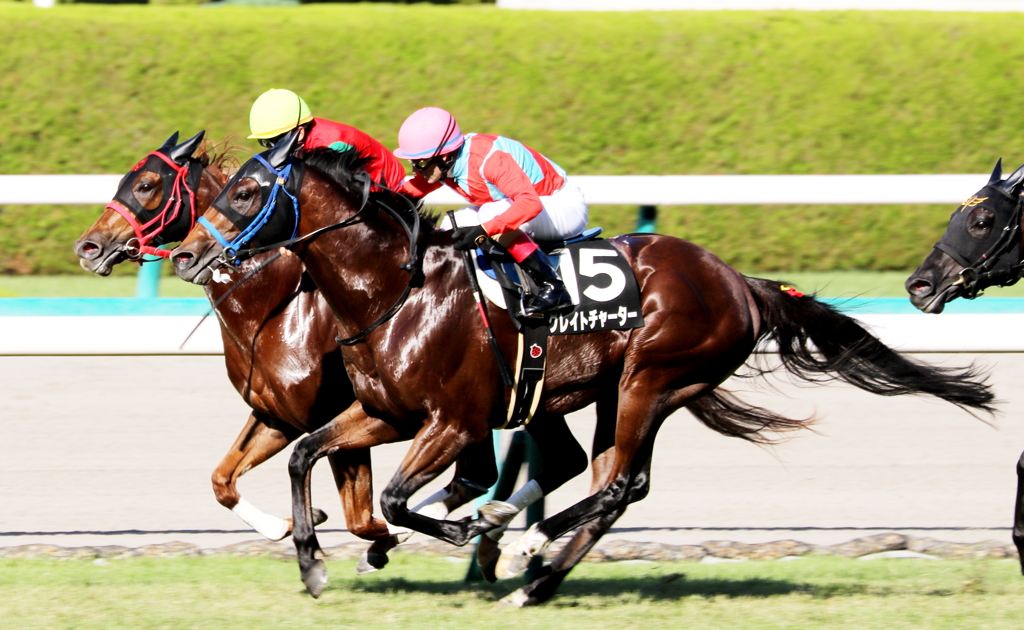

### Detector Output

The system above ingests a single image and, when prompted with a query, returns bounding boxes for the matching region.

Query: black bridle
[107,131,206,261]
[204,147,423,347]
[932,166,1024,299]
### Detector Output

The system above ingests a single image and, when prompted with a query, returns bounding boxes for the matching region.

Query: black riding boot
[517,248,573,317]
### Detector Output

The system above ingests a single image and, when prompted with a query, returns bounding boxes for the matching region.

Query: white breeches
[439,179,589,241]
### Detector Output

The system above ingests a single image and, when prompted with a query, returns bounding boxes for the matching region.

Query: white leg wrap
[411,488,452,521]
[231,498,290,542]
[506,480,543,511]
[481,480,544,540]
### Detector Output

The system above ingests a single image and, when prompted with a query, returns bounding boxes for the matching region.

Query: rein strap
[107,150,198,260]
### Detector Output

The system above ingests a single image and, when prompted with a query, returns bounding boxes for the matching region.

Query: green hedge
[2,5,1020,273]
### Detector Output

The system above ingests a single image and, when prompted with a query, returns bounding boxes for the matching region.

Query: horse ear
[266,128,302,169]
[159,131,180,151]
[989,158,1003,185]
[1001,163,1024,194]
[168,130,206,165]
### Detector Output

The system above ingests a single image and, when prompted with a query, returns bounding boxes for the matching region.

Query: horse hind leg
[476,413,589,582]
[501,506,626,608]
[494,379,694,580]
[213,412,318,541]
[500,450,654,606]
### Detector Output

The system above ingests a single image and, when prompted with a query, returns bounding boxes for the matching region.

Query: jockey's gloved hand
[452,225,489,251]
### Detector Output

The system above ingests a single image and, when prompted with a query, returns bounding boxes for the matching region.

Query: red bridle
[105,151,198,260]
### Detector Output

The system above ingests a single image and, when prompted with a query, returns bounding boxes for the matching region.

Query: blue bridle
[199,153,300,265]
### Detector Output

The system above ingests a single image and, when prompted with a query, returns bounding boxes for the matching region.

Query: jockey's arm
[479,152,543,237]
[399,172,443,199]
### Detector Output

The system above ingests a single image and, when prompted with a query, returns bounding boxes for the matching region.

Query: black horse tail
[745,276,995,413]
[687,388,812,445]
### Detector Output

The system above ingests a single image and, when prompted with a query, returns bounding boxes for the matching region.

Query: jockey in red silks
[394,107,588,317]
[248,88,407,191]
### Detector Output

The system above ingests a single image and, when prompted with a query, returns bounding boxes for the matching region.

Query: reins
[178,250,284,350]
[200,154,300,263]
[107,151,199,260]
[202,155,424,346]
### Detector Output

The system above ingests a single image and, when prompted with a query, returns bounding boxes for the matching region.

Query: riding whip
[448,211,514,389]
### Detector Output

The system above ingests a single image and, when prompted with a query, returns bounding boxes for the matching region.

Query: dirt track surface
[1,354,1021,550]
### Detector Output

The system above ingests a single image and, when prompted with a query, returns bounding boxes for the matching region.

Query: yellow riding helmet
[248,89,314,140]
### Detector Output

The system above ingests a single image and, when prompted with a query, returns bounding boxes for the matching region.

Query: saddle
[471,228,645,429]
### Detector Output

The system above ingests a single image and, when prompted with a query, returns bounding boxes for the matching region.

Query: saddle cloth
[473,239,645,334]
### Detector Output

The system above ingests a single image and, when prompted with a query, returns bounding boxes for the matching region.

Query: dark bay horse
[905,158,1024,576]
[171,137,993,606]
[72,131,498,572]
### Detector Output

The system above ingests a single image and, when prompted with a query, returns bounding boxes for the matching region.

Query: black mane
[303,147,435,227]
[303,146,372,192]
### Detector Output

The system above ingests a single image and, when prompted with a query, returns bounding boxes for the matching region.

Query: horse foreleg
[409,438,499,520]
[1014,449,1024,575]
[323,448,400,575]
[289,402,402,598]
[212,412,307,541]
[379,420,490,547]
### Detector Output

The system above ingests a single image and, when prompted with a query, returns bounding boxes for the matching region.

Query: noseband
[201,153,424,346]
[106,151,200,260]
[932,191,1024,299]
[199,153,300,265]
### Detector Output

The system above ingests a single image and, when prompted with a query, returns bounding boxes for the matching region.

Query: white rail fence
[0,173,989,206]
[1,172,1014,356]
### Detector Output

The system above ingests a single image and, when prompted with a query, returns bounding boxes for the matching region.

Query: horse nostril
[173,252,195,270]
[907,279,933,297]
[77,241,101,260]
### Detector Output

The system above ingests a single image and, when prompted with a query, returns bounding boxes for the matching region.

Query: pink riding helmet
[393,107,464,160]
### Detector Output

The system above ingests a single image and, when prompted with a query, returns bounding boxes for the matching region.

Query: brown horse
[72,131,499,572]
[171,138,993,606]
[905,158,1024,576]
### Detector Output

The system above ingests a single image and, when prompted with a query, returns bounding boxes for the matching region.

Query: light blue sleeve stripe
[492,137,546,185]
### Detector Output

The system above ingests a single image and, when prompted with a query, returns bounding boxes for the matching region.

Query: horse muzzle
[73,234,126,277]
[171,242,219,285]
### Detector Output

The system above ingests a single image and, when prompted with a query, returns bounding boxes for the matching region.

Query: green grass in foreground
[1,554,1022,629]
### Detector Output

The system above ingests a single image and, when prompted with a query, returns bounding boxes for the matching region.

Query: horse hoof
[495,525,548,580]
[494,551,531,580]
[495,589,532,609]
[478,500,519,527]
[312,507,329,527]
[356,550,389,575]
[302,559,329,598]
[477,537,501,583]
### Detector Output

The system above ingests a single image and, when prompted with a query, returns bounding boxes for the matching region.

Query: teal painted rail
[0,298,211,317]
